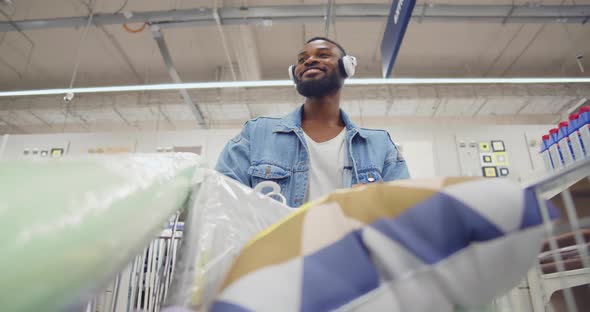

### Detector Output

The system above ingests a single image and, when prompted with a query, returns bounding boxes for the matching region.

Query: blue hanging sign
[380,0,416,78]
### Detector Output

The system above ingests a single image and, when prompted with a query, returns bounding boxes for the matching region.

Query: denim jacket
[215,105,410,207]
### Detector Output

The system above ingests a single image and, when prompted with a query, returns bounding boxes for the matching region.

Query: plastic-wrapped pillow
[211,177,558,312]
[164,169,292,310]
[0,154,202,312]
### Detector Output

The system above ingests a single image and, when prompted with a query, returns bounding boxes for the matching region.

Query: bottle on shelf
[548,128,564,169]
[568,113,586,161]
[557,121,574,166]
[541,134,554,171]
[578,106,590,152]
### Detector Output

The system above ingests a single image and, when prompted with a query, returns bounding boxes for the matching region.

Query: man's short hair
[305,37,347,57]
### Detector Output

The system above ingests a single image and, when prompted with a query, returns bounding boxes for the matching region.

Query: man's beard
[295,70,343,97]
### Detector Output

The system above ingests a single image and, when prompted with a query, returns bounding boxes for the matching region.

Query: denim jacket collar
[272,104,366,138]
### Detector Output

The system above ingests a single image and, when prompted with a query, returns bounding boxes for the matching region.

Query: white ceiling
[0,0,590,133]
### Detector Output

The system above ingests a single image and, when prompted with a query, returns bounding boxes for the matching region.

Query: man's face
[293,40,344,97]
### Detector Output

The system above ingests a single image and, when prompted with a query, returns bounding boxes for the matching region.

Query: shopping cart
[85,160,590,312]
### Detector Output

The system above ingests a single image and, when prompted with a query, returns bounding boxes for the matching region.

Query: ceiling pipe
[151,25,208,128]
[1,4,590,32]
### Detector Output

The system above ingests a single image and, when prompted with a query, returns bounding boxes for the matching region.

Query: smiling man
[215,37,409,208]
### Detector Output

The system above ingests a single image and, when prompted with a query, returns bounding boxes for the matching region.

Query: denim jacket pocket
[356,168,384,185]
[248,163,292,193]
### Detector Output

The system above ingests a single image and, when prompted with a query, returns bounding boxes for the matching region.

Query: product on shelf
[548,128,564,170]
[541,134,554,170]
[568,113,586,160]
[579,106,590,151]
[540,106,590,172]
[558,121,574,166]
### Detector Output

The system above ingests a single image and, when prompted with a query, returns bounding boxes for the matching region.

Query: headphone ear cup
[338,59,348,78]
[341,55,357,78]
[288,65,295,82]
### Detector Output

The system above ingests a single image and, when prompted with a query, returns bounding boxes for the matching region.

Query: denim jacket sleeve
[215,122,252,187]
[382,132,410,181]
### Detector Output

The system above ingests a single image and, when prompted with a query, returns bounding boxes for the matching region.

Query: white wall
[0,124,552,183]
[0,130,238,168]
[381,124,551,183]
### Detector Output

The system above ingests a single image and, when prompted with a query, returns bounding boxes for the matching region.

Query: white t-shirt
[303,128,346,202]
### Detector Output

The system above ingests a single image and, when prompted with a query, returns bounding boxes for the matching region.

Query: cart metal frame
[89,214,184,312]
[526,158,590,312]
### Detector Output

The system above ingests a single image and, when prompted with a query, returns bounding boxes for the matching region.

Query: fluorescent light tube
[1,78,589,97]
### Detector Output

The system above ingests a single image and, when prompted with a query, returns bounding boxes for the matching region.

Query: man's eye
[298,58,305,64]
[319,54,329,58]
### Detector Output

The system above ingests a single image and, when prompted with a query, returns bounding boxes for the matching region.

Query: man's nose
[304,56,319,66]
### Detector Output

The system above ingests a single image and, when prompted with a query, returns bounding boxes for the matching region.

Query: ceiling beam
[212,5,255,119]
[223,25,260,118]
[0,115,27,133]
[150,25,207,128]
[227,25,262,81]
[213,8,238,81]
[27,109,52,127]
[98,26,143,84]
[324,0,335,37]
[1,4,590,32]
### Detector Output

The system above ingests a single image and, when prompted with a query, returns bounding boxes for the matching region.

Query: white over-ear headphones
[288,55,357,82]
